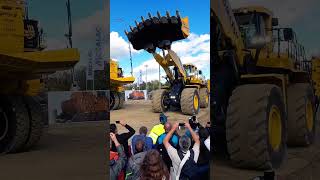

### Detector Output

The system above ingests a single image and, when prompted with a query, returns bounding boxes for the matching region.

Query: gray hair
[179,135,191,152]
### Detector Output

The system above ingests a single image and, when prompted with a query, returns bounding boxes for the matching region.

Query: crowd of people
[109,114,211,180]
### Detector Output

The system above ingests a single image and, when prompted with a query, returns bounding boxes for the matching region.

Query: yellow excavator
[125,11,209,115]
[211,1,317,170]
[0,0,79,153]
[110,59,135,110]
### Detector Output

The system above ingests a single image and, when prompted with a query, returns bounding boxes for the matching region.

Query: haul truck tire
[287,83,315,146]
[199,88,209,108]
[23,96,43,151]
[181,88,200,115]
[226,84,287,170]
[110,91,120,110]
[152,89,169,113]
[0,96,30,153]
[118,92,125,109]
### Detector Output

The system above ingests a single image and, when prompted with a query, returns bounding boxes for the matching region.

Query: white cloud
[73,7,108,43]
[229,0,317,26]
[132,33,210,83]
[110,31,140,59]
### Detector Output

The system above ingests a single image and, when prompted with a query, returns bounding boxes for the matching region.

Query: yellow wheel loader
[211,1,317,170]
[110,59,135,110]
[0,1,79,153]
[125,11,209,115]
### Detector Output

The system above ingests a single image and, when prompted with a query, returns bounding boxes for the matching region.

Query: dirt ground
[0,121,107,180]
[110,100,210,138]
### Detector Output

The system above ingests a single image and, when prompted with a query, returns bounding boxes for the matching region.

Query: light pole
[145,64,148,91]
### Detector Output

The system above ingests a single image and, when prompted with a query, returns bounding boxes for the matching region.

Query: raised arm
[119,120,136,140]
[110,133,127,174]
[185,122,200,145]
[163,122,179,149]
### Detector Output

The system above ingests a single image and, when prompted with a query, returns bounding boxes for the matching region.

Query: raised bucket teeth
[125,10,189,53]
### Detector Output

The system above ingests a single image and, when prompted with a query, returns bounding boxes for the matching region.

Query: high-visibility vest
[148,124,165,144]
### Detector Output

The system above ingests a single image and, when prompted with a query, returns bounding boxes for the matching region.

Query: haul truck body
[0,0,79,153]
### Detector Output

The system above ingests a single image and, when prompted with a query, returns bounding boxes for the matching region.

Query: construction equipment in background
[125,11,210,115]
[57,91,108,122]
[110,59,135,110]
[128,90,145,100]
[211,1,318,170]
[0,0,79,154]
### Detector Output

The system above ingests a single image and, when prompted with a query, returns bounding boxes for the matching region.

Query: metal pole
[145,65,148,91]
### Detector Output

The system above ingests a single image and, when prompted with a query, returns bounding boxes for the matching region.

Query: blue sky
[110,0,210,83]
[29,0,107,68]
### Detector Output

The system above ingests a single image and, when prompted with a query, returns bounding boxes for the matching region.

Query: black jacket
[111,124,135,157]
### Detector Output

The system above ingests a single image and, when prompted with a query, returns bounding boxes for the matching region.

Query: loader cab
[234,7,275,49]
[184,64,198,77]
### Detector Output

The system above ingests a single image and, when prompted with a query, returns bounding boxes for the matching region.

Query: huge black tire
[110,91,120,110]
[181,88,200,115]
[226,84,287,170]
[199,88,209,108]
[287,83,316,146]
[0,96,30,153]
[23,96,43,151]
[152,89,169,113]
[117,92,125,109]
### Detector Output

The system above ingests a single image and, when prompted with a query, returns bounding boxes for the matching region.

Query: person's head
[140,150,169,180]
[139,126,148,135]
[135,139,145,154]
[110,123,117,134]
[164,122,171,133]
[159,113,167,125]
[179,135,191,153]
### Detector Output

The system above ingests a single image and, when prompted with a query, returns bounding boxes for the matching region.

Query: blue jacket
[131,134,153,154]
[156,133,179,147]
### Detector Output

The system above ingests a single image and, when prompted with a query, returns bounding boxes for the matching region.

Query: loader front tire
[199,88,209,108]
[226,84,286,170]
[287,83,316,146]
[181,88,200,115]
[152,89,169,113]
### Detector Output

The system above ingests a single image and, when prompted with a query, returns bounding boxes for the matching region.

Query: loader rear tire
[181,88,200,115]
[118,92,125,109]
[199,88,209,108]
[287,83,315,146]
[0,96,30,153]
[23,96,43,151]
[152,89,169,113]
[226,84,286,170]
[110,91,120,110]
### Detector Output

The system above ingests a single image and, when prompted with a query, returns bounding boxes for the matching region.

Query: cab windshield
[235,13,266,48]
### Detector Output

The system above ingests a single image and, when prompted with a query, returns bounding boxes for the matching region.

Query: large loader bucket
[126,11,190,52]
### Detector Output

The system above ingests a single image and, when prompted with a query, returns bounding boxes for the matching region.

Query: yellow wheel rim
[306,100,314,132]
[268,105,282,151]
[193,94,199,110]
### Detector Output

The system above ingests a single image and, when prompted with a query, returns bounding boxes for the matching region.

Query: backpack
[178,149,198,180]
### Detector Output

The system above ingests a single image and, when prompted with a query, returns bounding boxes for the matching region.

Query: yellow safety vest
[148,124,165,144]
